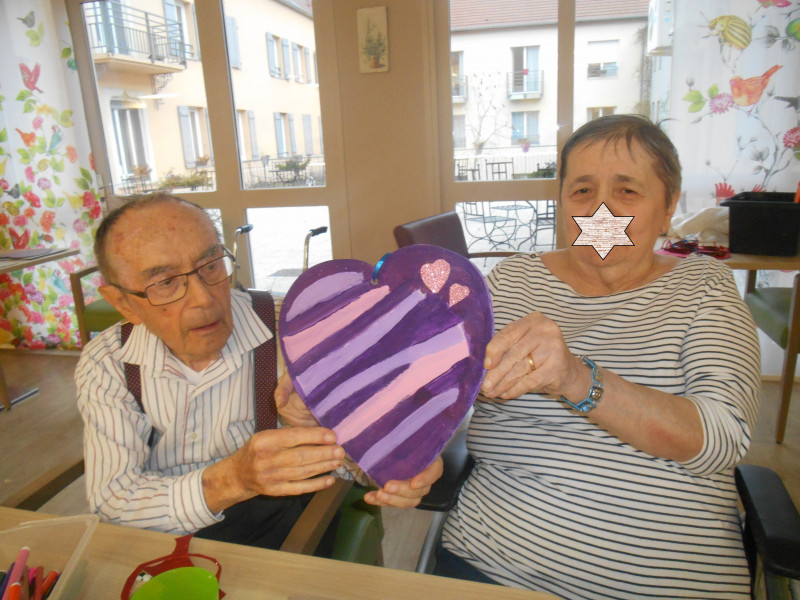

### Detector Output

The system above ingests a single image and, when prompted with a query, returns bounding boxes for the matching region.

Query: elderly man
[76,193,441,549]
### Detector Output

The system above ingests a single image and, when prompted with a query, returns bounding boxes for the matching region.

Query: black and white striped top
[75,290,271,534]
[441,253,760,599]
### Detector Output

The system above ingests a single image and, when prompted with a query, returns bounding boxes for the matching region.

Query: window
[510,46,541,96]
[111,102,149,177]
[511,111,539,144]
[177,106,209,167]
[163,0,192,61]
[304,47,312,83]
[266,33,281,77]
[587,106,616,120]
[451,51,466,100]
[236,110,259,160]
[274,112,296,157]
[303,114,313,155]
[292,42,303,82]
[587,40,619,78]
[453,114,466,148]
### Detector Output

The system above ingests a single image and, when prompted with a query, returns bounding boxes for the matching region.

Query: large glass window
[246,206,332,295]
[448,4,558,183]
[81,0,215,195]
[225,1,325,189]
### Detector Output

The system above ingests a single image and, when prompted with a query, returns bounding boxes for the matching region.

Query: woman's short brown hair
[558,114,682,205]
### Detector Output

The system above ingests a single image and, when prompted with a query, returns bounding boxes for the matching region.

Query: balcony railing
[83,1,194,65]
[507,70,543,99]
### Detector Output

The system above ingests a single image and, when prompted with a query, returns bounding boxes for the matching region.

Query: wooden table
[656,238,800,289]
[0,507,562,600]
[0,248,79,411]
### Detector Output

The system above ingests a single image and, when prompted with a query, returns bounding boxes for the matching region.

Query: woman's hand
[363,456,444,508]
[481,312,586,401]
[275,371,319,427]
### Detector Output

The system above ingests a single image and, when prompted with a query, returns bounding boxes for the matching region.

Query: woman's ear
[99,285,145,325]
[661,192,681,235]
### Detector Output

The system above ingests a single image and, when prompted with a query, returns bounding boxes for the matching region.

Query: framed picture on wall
[358,7,389,73]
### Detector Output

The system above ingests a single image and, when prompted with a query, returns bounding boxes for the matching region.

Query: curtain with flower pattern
[668,0,800,212]
[0,0,103,350]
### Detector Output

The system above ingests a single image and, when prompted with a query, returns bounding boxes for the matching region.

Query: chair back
[393,212,470,257]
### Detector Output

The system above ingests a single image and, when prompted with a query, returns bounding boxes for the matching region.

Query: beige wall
[325,0,441,264]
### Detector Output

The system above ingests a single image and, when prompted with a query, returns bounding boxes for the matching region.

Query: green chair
[70,265,124,347]
[744,272,800,443]
[330,484,384,565]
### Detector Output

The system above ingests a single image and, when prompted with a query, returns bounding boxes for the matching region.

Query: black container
[721,192,800,256]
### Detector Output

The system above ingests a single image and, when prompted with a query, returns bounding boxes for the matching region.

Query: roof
[450,0,650,31]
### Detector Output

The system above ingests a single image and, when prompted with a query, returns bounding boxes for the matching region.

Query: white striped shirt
[442,254,761,599]
[75,289,271,534]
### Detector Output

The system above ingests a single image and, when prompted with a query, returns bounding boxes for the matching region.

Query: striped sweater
[441,253,760,599]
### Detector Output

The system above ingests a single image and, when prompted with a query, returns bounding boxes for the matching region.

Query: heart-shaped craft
[279,244,493,486]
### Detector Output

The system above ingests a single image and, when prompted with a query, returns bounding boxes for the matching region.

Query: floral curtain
[668,0,800,212]
[0,0,103,350]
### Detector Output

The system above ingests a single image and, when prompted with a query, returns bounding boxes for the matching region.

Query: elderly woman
[437,115,760,599]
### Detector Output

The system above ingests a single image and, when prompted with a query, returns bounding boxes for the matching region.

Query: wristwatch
[560,356,603,413]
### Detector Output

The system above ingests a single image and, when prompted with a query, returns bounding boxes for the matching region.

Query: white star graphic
[572,202,634,259]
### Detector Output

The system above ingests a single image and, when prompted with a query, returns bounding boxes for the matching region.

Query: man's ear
[98,285,144,325]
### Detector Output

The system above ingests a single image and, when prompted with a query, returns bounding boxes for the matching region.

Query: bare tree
[465,72,510,153]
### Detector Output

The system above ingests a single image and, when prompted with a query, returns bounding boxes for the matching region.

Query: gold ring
[527,355,535,371]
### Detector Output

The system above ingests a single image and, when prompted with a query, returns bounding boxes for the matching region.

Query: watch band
[560,356,603,413]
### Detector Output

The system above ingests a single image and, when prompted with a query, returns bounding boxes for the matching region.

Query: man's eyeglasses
[110,250,236,306]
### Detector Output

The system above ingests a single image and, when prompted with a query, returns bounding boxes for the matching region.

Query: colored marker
[0,564,13,599]
[40,571,58,600]
[1,548,28,600]
[5,583,20,600]
[32,566,43,600]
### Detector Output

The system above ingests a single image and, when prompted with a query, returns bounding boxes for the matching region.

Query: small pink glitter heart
[420,259,450,293]
[448,283,470,307]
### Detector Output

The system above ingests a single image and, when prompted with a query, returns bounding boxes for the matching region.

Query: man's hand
[203,426,344,513]
[275,372,319,427]
[364,456,444,508]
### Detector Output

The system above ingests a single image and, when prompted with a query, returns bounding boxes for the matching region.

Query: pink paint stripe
[314,324,468,417]
[282,286,390,363]
[284,271,366,322]
[296,290,424,392]
[333,338,470,444]
[357,388,459,472]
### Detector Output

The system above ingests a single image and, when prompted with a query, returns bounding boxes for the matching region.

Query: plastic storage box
[0,514,98,599]
[721,192,800,256]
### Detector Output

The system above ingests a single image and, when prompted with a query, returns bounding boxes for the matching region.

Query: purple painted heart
[279,244,494,485]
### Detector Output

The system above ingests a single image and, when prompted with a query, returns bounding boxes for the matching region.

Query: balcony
[83,1,193,76]
[507,70,543,100]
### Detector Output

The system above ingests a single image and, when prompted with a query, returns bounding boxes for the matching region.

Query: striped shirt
[441,253,761,599]
[75,289,271,534]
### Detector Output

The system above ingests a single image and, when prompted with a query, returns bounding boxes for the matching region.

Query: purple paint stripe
[314,324,468,417]
[356,388,459,472]
[282,286,390,363]
[334,337,470,444]
[295,289,425,392]
[284,271,366,322]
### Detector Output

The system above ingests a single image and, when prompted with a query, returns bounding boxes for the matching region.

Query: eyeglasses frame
[108,248,236,306]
